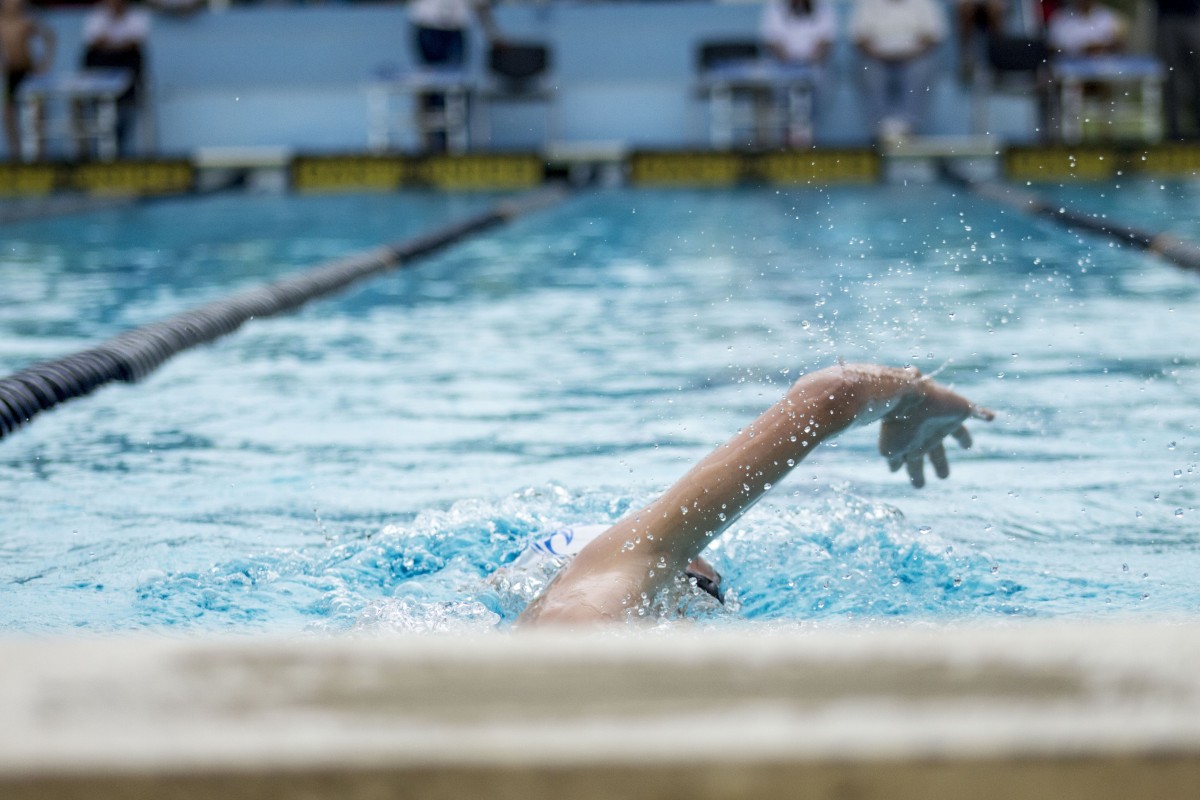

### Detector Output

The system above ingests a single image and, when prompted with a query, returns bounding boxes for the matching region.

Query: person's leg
[3,70,27,161]
[857,55,889,137]
[4,98,19,161]
[115,96,138,158]
[1179,18,1200,138]
[956,2,987,84]
[1157,19,1185,140]
[895,52,938,134]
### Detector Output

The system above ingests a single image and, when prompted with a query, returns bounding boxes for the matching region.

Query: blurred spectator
[760,0,837,66]
[850,0,948,141]
[0,0,55,161]
[1045,0,1126,57]
[954,0,1006,85]
[81,0,150,156]
[1156,0,1200,139]
[407,0,503,152]
[759,0,837,146]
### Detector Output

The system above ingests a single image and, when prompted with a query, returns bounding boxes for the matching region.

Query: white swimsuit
[513,523,610,566]
[513,523,726,604]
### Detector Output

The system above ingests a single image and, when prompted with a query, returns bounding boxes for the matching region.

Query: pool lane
[943,167,1200,272]
[0,189,566,442]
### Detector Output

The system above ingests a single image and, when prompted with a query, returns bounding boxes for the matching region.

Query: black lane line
[0,187,569,441]
[940,162,1200,273]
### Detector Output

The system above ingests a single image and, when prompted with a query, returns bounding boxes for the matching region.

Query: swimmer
[518,363,994,627]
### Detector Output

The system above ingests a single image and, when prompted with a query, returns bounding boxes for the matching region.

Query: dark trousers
[82,45,143,157]
[413,26,466,152]
[1157,14,1200,139]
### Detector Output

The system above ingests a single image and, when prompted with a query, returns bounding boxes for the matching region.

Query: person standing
[0,0,54,161]
[407,0,503,152]
[1155,0,1200,139]
[1045,0,1126,57]
[81,0,150,157]
[760,0,839,145]
[850,0,948,142]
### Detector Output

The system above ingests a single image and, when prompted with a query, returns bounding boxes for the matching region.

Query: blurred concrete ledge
[2,622,1199,800]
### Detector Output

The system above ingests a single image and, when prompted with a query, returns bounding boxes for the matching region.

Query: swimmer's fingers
[950,424,972,450]
[970,404,996,423]
[929,442,950,480]
[905,454,926,488]
[951,405,995,450]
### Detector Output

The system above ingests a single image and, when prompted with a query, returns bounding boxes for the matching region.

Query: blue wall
[27,2,1035,159]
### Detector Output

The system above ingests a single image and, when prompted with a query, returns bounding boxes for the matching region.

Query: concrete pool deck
[3,623,1198,799]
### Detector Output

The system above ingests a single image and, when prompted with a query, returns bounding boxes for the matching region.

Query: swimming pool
[1,182,1197,633]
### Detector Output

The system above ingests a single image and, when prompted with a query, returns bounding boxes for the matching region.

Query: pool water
[1,183,1197,634]
[1038,177,1200,240]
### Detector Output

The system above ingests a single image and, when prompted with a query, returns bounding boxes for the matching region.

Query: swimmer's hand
[878,378,994,488]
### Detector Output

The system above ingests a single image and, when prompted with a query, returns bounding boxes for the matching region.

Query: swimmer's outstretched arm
[518,363,993,627]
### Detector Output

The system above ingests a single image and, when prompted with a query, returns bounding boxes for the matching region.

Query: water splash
[132,484,1024,632]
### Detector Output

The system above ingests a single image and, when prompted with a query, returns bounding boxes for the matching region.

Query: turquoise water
[1039,178,1200,239]
[1,183,1197,634]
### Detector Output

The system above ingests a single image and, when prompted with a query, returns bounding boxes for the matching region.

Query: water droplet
[918,525,932,535]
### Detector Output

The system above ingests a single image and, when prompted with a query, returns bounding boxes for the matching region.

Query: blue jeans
[857,53,938,135]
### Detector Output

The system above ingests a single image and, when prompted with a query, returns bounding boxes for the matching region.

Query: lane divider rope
[941,162,1200,273]
[0,187,568,441]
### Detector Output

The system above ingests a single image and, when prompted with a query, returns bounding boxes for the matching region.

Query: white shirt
[408,0,483,31]
[850,0,947,60]
[84,7,151,48]
[1047,6,1125,56]
[760,0,838,63]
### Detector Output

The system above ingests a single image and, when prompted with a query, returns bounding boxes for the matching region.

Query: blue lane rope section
[940,161,1200,273]
[0,187,567,441]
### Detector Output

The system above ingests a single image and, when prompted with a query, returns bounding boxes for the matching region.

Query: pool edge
[2,621,1198,798]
